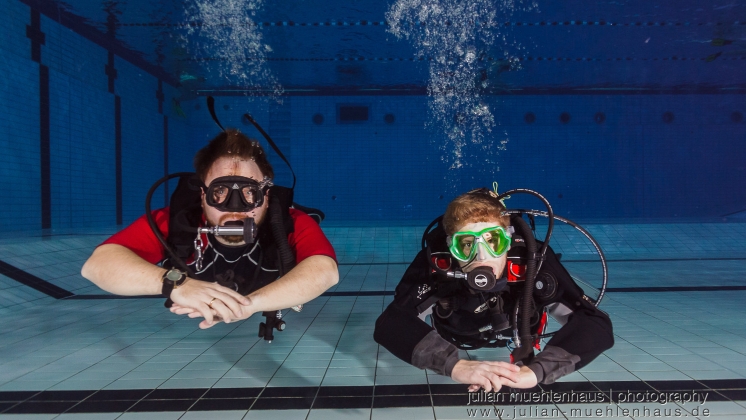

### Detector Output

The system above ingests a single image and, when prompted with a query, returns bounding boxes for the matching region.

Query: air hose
[145,172,196,277]
[269,193,296,275]
[496,189,553,363]
[510,215,537,362]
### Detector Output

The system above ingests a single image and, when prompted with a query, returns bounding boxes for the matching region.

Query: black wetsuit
[373,232,614,385]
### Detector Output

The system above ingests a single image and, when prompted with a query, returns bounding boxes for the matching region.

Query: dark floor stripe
[64,294,161,300]
[63,285,746,300]
[1,380,745,414]
[0,260,73,299]
[5,257,744,301]
[64,290,398,300]
[606,285,746,292]
[568,257,746,263]
[339,257,746,266]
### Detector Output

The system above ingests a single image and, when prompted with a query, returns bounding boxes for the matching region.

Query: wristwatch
[161,268,187,297]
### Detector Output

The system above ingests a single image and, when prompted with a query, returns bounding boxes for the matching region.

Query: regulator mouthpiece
[198,218,258,244]
[466,266,508,293]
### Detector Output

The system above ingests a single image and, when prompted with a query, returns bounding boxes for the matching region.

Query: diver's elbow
[323,256,339,289]
[325,258,339,287]
[81,246,108,285]
[80,253,98,282]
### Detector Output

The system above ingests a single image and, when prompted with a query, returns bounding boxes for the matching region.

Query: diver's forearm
[246,255,338,311]
[81,244,165,296]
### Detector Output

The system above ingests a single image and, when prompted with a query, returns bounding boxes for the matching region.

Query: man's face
[201,156,269,246]
[454,221,509,276]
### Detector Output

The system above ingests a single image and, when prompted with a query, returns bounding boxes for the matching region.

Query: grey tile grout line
[305,286,366,420]
[370,288,388,420]
[606,293,744,376]
[170,313,259,419]
[235,295,338,417]
[54,301,210,418]
[0,299,164,387]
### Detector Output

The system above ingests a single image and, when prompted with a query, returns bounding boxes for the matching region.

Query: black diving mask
[203,176,273,212]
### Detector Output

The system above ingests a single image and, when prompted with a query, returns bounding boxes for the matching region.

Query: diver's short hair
[442,189,510,235]
[194,129,274,181]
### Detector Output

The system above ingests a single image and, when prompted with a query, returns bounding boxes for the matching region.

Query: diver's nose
[476,242,489,261]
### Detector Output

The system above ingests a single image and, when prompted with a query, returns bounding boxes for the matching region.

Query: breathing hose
[145,172,196,277]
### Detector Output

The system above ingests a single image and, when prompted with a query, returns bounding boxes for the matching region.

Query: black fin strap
[207,96,226,132]
[242,112,296,190]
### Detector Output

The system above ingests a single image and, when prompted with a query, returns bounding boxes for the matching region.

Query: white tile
[243,409,310,419]
[372,407,435,420]
[180,410,248,419]
[307,408,372,420]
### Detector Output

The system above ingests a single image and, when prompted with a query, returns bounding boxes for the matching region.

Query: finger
[468,384,480,393]
[196,303,214,325]
[209,300,234,324]
[200,316,222,329]
[484,361,521,372]
[500,375,519,387]
[487,373,503,392]
[478,376,492,392]
[172,307,196,315]
[199,319,212,329]
[209,290,245,319]
[494,367,520,383]
[210,283,250,306]
[484,364,520,382]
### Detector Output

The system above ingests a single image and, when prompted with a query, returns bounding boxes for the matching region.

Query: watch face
[166,270,183,281]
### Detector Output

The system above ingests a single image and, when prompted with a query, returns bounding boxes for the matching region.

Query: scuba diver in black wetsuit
[374,188,614,391]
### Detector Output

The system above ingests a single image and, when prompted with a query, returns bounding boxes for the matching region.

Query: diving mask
[448,226,511,263]
[203,176,273,212]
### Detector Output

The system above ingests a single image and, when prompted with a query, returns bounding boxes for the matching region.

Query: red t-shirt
[102,208,337,264]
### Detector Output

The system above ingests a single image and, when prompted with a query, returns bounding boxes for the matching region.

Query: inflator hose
[511,215,537,363]
[269,194,296,275]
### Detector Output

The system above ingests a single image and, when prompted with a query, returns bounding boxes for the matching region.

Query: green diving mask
[448,226,511,263]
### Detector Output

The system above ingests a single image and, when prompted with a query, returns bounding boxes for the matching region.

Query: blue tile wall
[2,0,745,231]
[284,94,745,222]
[0,0,31,60]
[0,0,196,230]
[156,94,746,223]
[41,14,108,94]
[0,50,41,231]
[116,57,164,223]
[49,69,116,229]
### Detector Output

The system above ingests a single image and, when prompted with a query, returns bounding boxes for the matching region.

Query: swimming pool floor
[0,221,745,419]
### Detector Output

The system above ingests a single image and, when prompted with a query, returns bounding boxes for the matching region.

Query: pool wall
[1,0,745,231]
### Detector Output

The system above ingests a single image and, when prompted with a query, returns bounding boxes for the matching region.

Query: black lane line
[3,256,744,300]
[606,286,746,292]
[0,260,72,299]
[1,380,745,414]
[565,257,746,263]
[338,257,746,265]
[63,290,398,300]
[67,286,746,299]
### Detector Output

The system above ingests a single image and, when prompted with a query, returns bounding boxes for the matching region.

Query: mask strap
[207,96,226,132]
[242,112,296,190]
[493,181,509,207]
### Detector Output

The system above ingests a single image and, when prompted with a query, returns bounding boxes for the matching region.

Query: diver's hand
[451,360,521,392]
[170,299,256,329]
[501,365,538,390]
[169,279,250,326]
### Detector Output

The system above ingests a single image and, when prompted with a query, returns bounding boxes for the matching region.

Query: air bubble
[386,0,535,172]
[184,0,283,98]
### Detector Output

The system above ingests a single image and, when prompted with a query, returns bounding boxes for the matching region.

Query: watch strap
[161,269,186,297]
